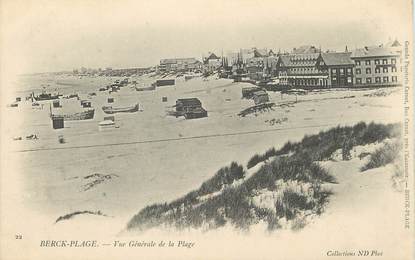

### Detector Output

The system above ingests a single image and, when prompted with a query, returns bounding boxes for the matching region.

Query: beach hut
[242,87,261,99]
[52,115,64,129]
[175,98,202,114]
[155,79,175,87]
[175,98,208,119]
[253,90,269,105]
[184,107,208,119]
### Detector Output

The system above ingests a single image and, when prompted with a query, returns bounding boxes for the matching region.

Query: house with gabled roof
[274,53,330,88]
[203,52,222,72]
[273,51,358,88]
[159,58,201,73]
[253,49,268,58]
[321,52,354,87]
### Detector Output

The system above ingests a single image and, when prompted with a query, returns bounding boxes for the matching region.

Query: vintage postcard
[0,0,414,259]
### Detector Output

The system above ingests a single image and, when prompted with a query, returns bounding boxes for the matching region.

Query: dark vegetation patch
[247,122,400,169]
[126,122,400,232]
[55,210,108,223]
[361,141,401,171]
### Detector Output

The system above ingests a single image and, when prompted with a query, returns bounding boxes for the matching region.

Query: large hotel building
[350,41,402,87]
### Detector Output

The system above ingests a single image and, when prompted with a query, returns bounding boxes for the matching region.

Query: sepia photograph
[0,0,414,259]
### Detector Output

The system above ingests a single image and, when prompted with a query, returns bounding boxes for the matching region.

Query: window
[375,68,380,73]
[391,58,396,64]
[383,76,389,83]
[375,77,381,83]
[332,77,337,81]
[383,67,388,73]
[347,77,352,83]
[356,68,361,74]
[375,59,380,65]
[366,68,371,74]
[332,68,337,74]
[392,76,398,82]
[392,66,397,72]
[382,59,387,64]
[365,60,371,65]
[366,78,372,84]
[356,78,362,84]
[347,68,352,74]
[340,68,344,74]
[355,60,361,66]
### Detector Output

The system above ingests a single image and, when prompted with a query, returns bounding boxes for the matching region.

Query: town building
[159,58,202,73]
[274,53,329,88]
[321,52,354,87]
[244,48,277,80]
[246,57,265,80]
[227,47,272,65]
[350,44,401,87]
[203,53,222,72]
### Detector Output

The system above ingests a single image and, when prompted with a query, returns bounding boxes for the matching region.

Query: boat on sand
[102,103,139,114]
[50,104,95,121]
[52,109,95,121]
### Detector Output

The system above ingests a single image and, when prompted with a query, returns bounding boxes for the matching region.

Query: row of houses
[157,40,402,88]
[255,40,402,88]
[158,53,223,74]
[158,58,202,73]
[73,67,154,77]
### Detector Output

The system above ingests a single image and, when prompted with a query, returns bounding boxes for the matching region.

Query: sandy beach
[2,74,408,256]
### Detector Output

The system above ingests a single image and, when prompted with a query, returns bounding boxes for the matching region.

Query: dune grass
[247,122,399,169]
[361,140,401,172]
[126,122,401,232]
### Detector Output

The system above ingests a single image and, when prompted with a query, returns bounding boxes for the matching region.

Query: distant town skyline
[1,0,411,75]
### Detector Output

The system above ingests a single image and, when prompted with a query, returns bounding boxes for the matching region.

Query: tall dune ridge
[126,122,402,233]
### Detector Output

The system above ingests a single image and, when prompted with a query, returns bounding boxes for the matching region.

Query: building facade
[274,53,329,88]
[203,53,222,72]
[273,51,356,88]
[321,52,354,87]
[159,58,201,73]
[245,57,265,80]
[350,45,401,87]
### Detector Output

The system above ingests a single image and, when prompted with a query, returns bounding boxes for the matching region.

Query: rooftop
[279,53,320,67]
[350,47,400,59]
[176,98,202,106]
[321,52,354,66]
[160,58,198,64]
[292,45,319,54]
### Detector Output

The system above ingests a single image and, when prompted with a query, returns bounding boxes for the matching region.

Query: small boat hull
[102,104,139,114]
[34,94,60,101]
[52,109,95,121]
[98,120,116,131]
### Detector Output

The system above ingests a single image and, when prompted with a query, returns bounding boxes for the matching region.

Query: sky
[0,0,412,74]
